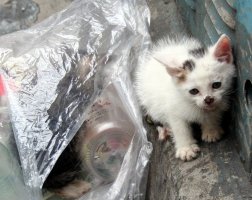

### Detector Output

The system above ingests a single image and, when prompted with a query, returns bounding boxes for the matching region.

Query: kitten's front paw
[175,144,200,161]
[202,128,224,143]
[156,126,171,141]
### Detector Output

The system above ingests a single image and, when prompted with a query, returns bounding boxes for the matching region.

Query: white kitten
[135,34,235,161]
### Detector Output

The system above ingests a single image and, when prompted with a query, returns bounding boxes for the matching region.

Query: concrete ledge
[146,124,252,200]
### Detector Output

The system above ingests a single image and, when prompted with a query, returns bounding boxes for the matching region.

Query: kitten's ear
[153,57,184,78]
[213,34,233,63]
[165,66,184,78]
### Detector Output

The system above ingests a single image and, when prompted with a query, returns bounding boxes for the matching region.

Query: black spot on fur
[183,59,195,71]
[189,47,205,58]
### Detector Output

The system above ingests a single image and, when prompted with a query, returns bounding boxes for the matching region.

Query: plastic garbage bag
[0,75,31,200]
[0,0,152,199]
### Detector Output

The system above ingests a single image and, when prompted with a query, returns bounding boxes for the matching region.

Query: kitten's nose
[204,96,214,105]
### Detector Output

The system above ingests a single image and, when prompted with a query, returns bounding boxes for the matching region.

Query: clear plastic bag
[0,0,152,199]
[0,75,32,200]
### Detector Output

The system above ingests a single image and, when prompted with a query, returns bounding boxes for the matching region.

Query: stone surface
[0,0,73,35]
[146,122,252,200]
[0,0,39,35]
[148,0,188,41]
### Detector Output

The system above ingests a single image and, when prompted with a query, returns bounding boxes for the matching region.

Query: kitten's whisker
[223,89,237,96]
[152,56,169,68]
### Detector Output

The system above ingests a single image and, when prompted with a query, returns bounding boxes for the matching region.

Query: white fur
[135,35,235,161]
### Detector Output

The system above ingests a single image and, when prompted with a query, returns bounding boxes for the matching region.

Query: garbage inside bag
[43,81,139,199]
[0,0,152,199]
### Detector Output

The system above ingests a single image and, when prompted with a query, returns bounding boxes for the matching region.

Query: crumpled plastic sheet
[0,0,152,199]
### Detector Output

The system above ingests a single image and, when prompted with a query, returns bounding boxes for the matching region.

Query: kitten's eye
[189,88,199,95]
[212,82,222,89]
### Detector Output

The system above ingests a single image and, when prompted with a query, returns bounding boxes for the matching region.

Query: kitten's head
[158,34,235,111]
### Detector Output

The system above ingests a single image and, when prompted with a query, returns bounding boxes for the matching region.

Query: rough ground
[146,124,252,200]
